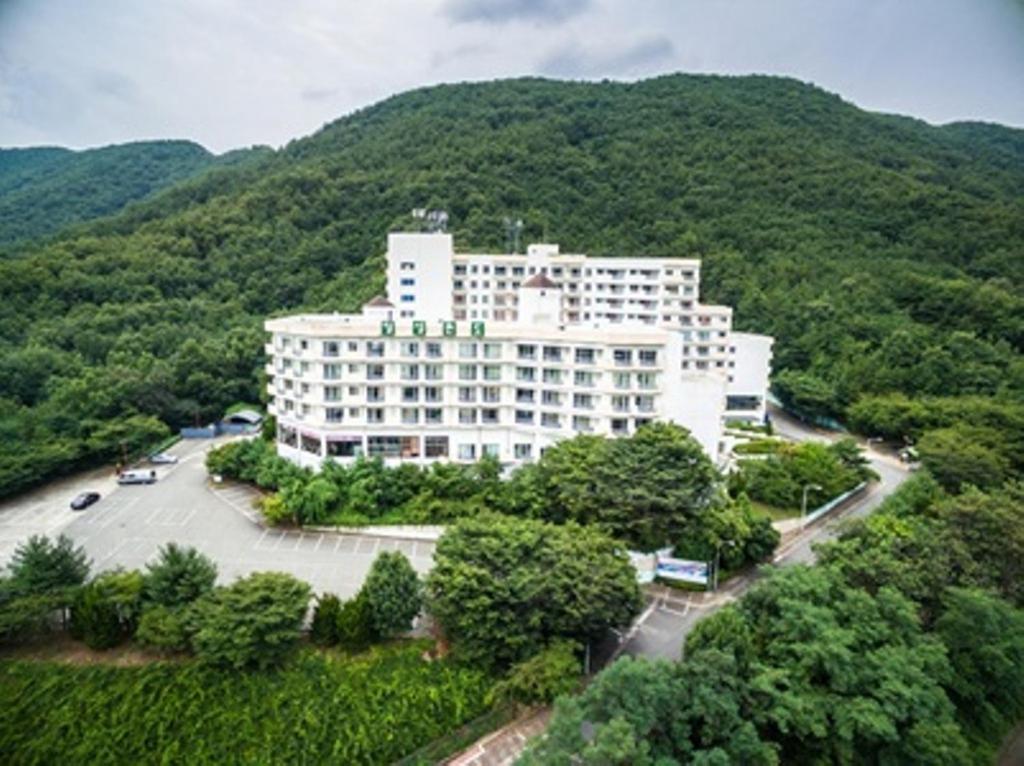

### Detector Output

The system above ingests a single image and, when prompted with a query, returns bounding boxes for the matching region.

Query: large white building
[266,233,772,470]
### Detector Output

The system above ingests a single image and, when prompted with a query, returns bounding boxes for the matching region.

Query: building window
[458,387,476,403]
[458,364,477,381]
[483,342,502,359]
[481,408,500,425]
[424,364,443,381]
[400,277,415,286]
[573,393,593,409]
[542,368,563,385]
[483,365,501,381]
[574,370,596,387]
[637,373,656,389]
[516,388,535,404]
[638,349,658,366]
[573,416,592,432]
[323,341,340,357]
[326,407,344,423]
[424,386,442,403]
[301,434,321,454]
[367,341,385,357]
[611,418,629,435]
[481,386,500,403]
[514,443,532,460]
[401,341,419,357]
[612,395,630,412]
[400,261,415,271]
[323,364,343,380]
[366,364,385,381]
[516,367,536,382]
[613,349,633,366]
[458,408,477,424]
[366,386,384,403]
[482,443,500,458]
[425,436,449,457]
[367,436,401,458]
[425,408,443,424]
[516,344,536,360]
[542,346,563,362]
[400,364,419,381]
[613,373,630,389]
[574,348,595,364]
[400,294,414,303]
[635,395,655,412]
[326,437,361,457]
[541,413,561,428]
[401,408,419,424]
[459,342,477,359]
[367,408,385,424]
[426,342,443,358]
[324,386,341,402]
[401,387,419,403]
[458,444,476,461]
[542,390,561,406]
[515,410,534,425]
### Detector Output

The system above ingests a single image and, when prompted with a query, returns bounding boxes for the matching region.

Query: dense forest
[1,74,1022,497]
[0,141,269,245]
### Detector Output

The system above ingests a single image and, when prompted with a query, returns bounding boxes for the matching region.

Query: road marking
[254,528,269,550]
[294,533,305,551]
[313,534,324,552]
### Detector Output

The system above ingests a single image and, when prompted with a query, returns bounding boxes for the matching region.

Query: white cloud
[0,0,1021,153]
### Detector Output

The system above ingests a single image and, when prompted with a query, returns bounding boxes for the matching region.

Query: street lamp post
[801,483,824,528]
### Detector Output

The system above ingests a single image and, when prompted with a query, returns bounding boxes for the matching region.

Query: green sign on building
[470,321,486,338]
[442,321,457,337]
[412,320,426,336]
[380,321,396,336]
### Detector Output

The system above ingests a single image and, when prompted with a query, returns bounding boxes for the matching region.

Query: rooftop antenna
[503,217,523,254]
[411,208,448,233]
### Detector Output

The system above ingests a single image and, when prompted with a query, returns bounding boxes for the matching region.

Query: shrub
[143,543,217,608]
[7,535,90,596]
[488,640,581,706]
[309,593,342,645]
[336,591,375,652]
[70,570,144,650]
[190,572,312,669]
[260,493,291,526]
[363,551,422,639]
[135,605,191,652]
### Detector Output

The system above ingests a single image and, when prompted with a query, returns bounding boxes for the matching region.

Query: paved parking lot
[0,438,435,598]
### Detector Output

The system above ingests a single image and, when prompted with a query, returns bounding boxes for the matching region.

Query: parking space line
[255,528,269,550]
[313,534,324,552]
[294,533,305,551]
[332,536,342,553]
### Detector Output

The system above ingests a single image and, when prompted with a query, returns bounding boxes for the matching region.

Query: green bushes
[69,569,143,650]
[427,514,642,671]
[728,439,868,511]
[0,642,493,765]
[189,572,311,670]
[311,551,423,651]
[364,550,423,638]
[142,542,217,608]
[488,640,581,707]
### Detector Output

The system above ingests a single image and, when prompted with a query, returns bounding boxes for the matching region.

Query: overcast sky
[2,0,1023,153]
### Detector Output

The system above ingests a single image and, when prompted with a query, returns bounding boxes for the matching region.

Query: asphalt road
[619,407,911,660]
[0,438,434,597]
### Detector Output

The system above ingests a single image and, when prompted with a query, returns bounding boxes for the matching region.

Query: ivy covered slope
[2,75,1023,497]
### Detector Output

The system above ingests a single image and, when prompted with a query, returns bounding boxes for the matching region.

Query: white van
[118,469,157,485]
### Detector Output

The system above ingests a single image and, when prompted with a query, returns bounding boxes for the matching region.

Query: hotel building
[265,233,772,470]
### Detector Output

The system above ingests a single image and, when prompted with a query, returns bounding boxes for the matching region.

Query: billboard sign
[655,556,709,585]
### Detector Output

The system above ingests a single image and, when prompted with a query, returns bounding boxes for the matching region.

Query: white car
[148,452,179,465]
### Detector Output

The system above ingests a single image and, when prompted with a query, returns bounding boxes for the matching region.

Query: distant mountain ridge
[0,140,259,244]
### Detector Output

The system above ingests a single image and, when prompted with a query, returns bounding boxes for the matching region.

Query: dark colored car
[70,491,101,510]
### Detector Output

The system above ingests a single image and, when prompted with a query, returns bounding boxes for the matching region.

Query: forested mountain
[1,74,1022,496]
[0,141,266,245]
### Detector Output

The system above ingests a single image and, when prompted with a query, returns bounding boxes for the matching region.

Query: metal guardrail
[804,481,868,526]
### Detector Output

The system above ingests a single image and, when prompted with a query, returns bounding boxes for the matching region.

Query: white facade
[265,233,772,470]
[725,332,774,423]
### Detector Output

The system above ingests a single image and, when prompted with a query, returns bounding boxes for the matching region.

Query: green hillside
[0,140,242,245]
[0,74,1022,496]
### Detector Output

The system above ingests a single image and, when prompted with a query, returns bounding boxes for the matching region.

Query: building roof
[522,273,559,289]
[364,295,394,308]
[225,409,263,424]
